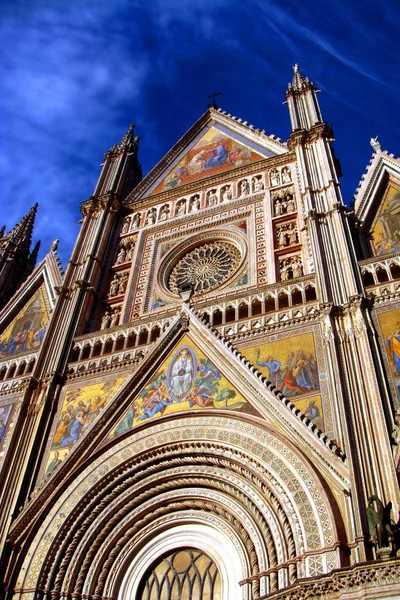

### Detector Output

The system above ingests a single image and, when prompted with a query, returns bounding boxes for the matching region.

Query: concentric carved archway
[13,415,347,600]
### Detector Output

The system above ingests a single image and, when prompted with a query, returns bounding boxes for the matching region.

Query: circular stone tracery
[168,241,241,295]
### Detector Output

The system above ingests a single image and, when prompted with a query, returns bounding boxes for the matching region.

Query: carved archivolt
[15,417,345,599]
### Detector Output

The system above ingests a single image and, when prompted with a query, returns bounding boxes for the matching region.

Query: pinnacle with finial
[50,238,59,252]
[370,136,381,152]
[11,202,38,242]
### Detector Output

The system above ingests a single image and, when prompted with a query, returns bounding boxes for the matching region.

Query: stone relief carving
[239,179,250,196]
[270,168,281,187]
[159,204,170,221]
[131,213,141,230]
[276,222,298,248]
[145,208,157,226]
[121,216,131,234]
[279,255,303,281]
[253,175,264,192]
[207,189,218,206]
[274,192,296,216]
[189,194,200,212]
[101,310,111,330]
[176,199,187,216]
[221,185,232,203]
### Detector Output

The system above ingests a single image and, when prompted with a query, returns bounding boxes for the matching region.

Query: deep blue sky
[1,0,399,266]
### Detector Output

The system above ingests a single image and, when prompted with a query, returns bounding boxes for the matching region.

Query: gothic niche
[252,175,264,192]
[276,221,298,248]
[189,194,201,212]
[238,178,250,196]
[168,241,241,295]
[114,238,136,264]
[271,186,296,216]
[220,184,232,202]
[279,255,303,281]
[176,199,187,216]
[206,189,218,206]
[109,271,128,296]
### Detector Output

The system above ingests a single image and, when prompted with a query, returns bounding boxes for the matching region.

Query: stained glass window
[137,547,222,600]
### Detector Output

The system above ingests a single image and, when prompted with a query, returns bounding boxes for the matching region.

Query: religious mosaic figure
[255,347,320,399]
[169,347,194,399]
[386,322,400,375]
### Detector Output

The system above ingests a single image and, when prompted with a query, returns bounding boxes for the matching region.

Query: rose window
[168,241,241,295]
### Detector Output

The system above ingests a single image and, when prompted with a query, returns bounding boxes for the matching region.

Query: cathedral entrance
[137,547,221,600]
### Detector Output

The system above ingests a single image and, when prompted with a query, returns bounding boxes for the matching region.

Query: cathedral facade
[1,67,400,599]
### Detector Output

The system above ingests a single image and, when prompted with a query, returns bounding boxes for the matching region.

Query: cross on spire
[208,91,221,108]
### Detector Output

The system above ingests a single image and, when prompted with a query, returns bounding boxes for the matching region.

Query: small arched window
[137,547,221,600]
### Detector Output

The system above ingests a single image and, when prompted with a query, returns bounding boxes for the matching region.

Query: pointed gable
[0,287,49,358]
[354,148,400,256]
[125,106,288,204]
[0,250,62,363]
[100,333,261,447]
[152,125,266,194]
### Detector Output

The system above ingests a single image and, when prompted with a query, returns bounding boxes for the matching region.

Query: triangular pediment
[353,149,400,257]
[125,107,288,204]
[0,251,62,362]
[150,125,268,195]
[99,333,262,449]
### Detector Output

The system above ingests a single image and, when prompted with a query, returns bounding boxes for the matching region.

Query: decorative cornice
[260,559,400,600]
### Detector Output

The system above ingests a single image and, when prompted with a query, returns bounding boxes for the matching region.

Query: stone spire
[0,203,40,309]
[93,123,142,202]
[29,240,41,264]
[286,65,323,131]
[11,203,38,245]
[105,123,139,158]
